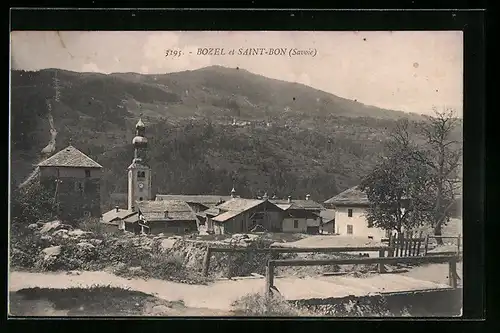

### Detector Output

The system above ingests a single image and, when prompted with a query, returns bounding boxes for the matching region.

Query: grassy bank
[9,286,218,317]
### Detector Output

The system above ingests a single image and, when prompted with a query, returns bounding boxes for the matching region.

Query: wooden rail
[202,245,389,277]
[265,254,460,297]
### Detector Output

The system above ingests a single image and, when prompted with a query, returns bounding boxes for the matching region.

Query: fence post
[404,231,411,256]
[389,233,395,257]
[424,234,430,256]
[416,231,423,256]
[448,256,458,288]
[398,232,405,257]
[394,233,399,257]
[265,260,275,298]
[378,249,386,273]
[227,250,233,279]
[202,247,212,277]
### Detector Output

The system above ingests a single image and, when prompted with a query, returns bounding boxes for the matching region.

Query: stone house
[37,145,102,223]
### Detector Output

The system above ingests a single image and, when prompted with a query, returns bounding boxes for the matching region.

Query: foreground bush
[232,293,309,316]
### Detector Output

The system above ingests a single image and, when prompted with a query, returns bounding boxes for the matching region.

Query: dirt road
[9,265,455,313]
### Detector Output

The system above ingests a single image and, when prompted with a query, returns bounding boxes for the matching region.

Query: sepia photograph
[9,29,463,317]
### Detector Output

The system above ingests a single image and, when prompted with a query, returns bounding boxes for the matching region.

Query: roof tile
[323,186,369,206]
[37,145,102,168]
[136,200,197,221]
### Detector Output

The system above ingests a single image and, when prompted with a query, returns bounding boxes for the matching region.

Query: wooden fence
[265,254,460,297]
[382,232,462,257]
[202,245,389,277]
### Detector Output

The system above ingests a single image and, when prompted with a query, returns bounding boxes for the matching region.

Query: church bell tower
[128,117,151,211]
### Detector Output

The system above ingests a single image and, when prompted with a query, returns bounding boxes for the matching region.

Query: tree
[361,110,462,239]
[10,178,58,236]
[412,108,462,243]
[360,122,435,232]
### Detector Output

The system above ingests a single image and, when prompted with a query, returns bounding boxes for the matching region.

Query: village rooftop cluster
[32,117,401,241]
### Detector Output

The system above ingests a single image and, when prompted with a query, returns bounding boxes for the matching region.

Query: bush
[232,293,307,316]
[10,231,53,269]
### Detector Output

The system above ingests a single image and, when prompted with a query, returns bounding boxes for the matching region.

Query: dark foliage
[11,67,451,209]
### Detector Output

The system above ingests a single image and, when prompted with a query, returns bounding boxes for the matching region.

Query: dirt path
[9,265,455,313]
[9,270,265,311]
[401,262,463,286]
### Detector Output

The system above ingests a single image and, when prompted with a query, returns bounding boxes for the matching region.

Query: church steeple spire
[132,114,148,162]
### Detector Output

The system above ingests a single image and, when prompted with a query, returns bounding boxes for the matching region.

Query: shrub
[232,293,307,316]
[10,231,53,269]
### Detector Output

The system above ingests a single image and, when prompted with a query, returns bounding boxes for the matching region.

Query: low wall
[291,288,462,317]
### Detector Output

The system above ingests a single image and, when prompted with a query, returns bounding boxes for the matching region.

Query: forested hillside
[11,66,442,209]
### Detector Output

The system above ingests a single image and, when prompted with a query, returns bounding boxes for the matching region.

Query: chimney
[263,192,269,200]
[305,194,311,201]
[287,196,292,203]
[164,210,169,218]
[115,206,119,212]
[231,187,236,198]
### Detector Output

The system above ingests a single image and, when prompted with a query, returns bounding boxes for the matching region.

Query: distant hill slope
[10,66,432,209]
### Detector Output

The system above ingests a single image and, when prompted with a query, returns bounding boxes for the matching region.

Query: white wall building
[324,186,388,241]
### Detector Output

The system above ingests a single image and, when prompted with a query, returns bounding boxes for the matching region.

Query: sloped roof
[320,209,336,223]
[101,208,136,224]
[37,145,102,168]
[155,194,232,206]
[198,207,221,217]
[216,198,265,212]
[323,186,369,206]
[270,199,324,210]
[123,213,141,224]
[136,200,197,221]
[212,210,242,222]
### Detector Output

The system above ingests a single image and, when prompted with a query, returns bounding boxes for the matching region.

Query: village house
[323,186,388,241]
[135,200,198,235]
[270,195,324,234]
[37,145,102,223]
[100,206,139,232]
[319,209,336,234]
[209,195,284,235]
[155,194,232,213]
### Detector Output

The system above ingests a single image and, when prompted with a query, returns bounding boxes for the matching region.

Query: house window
[347,225,353,234]
[139,197,143,201]
[83,211,91,218]
[348,209,353,217]
[74,181,85,192]
[294,220,299,228]
[137,171,145,179]
[85,169,91,178]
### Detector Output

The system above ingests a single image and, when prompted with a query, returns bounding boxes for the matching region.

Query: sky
[10,31,463,116]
